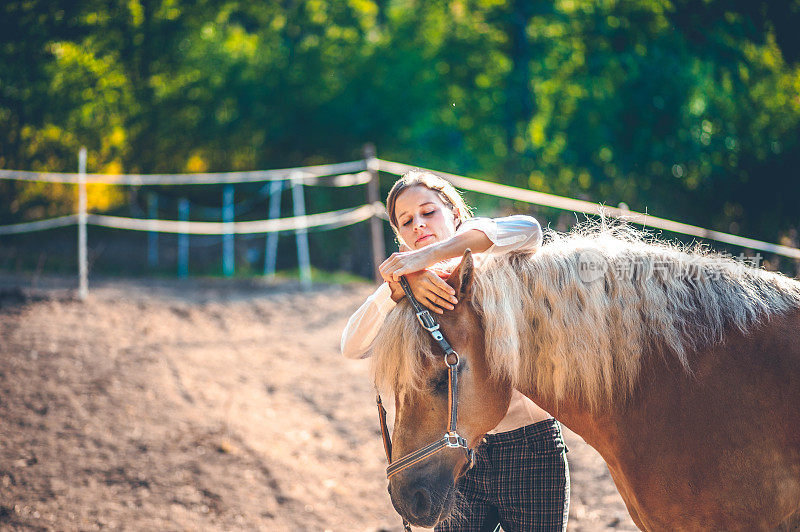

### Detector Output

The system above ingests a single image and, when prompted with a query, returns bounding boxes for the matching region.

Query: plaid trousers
[434,419,570,532]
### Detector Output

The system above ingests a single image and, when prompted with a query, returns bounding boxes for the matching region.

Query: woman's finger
[386,268,400,282]
[379,259,402,282]
[392,266,410,279]
[408,276,430,303]
[421,296,444,314]
[428,275,456,301]
[395,261,425,278]
[418,280,450,309]
[378,254,394,269]
[379,252,404,270]
[380,266,399,283]
[379,261,397,276]
[419,274,455,305]
[426,290,454,311]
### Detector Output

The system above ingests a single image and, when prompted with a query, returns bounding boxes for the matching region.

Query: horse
[371,225,800,530]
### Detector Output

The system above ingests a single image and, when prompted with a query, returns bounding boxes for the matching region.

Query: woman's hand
[379,247,439,283]
[396,270,457,314]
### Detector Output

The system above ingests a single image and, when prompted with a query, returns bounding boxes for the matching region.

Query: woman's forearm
[425,229,493,264]
[380,216,541,282]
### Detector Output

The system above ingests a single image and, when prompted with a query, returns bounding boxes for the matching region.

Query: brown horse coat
[373,227,800,530]
[533,308,800,530]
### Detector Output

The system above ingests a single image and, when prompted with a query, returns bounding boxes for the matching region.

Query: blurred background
[1,0,799,279]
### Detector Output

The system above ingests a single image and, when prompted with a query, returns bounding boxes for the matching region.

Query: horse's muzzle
[388,472,456,527]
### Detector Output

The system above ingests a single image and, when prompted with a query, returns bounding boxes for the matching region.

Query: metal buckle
[415,310,440,332]
[445,351,459,367]
[445,432,463,448]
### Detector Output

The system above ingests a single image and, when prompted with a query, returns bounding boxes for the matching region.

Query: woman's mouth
[415,234,434,245]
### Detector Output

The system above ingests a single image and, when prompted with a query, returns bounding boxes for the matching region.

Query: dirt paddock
[0,275,637,531]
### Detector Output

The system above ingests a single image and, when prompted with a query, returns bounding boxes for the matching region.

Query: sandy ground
[0,275,637,531]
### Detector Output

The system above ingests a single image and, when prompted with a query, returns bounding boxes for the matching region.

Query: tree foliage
[1,0,798,271]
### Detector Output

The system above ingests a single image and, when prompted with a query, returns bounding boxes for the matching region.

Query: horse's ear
[448,249,474,300]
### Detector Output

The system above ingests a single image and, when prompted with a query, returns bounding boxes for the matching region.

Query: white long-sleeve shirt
[341,215,552,433]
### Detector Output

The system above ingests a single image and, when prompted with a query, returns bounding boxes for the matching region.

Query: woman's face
[393,185,458,250]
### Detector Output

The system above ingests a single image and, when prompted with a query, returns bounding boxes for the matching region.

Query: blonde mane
[372,224,800,408]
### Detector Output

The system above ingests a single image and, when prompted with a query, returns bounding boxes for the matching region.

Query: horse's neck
[518,386,619,452]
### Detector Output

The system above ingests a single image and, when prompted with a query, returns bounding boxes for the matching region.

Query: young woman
[341,170,569,531]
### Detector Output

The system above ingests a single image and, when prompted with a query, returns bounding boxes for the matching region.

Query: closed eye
[401,210,437,227]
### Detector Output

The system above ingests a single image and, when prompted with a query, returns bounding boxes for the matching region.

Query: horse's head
[377,250,513,527]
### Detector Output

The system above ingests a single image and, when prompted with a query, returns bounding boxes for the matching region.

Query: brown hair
[386,170,473,232]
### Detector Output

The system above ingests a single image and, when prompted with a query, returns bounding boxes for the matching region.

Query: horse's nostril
[411,488,432,518]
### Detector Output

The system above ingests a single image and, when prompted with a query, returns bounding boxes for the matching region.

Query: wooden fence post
[363,143,386,282]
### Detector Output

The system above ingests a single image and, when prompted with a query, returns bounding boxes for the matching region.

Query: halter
[376,276,475,530]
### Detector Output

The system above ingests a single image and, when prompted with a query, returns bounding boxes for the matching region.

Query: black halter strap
[375,276,475,530]
[398,277,459,364]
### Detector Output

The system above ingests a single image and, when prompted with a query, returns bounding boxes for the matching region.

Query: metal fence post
[223,184,234,277]
[291,172,311,288]
[77,147,88,300]
[178,198,189,278]
[147,193,158,268]
[264,180,282,278]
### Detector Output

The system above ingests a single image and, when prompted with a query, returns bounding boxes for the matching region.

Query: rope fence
[0,215,81,235]
[0,202,382,236]
[126,171,372,220]
[0,160,367,185]
[86,203,381,235]
[0,153,379,296]
[0,148,798,299]
[377,159,800,261]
